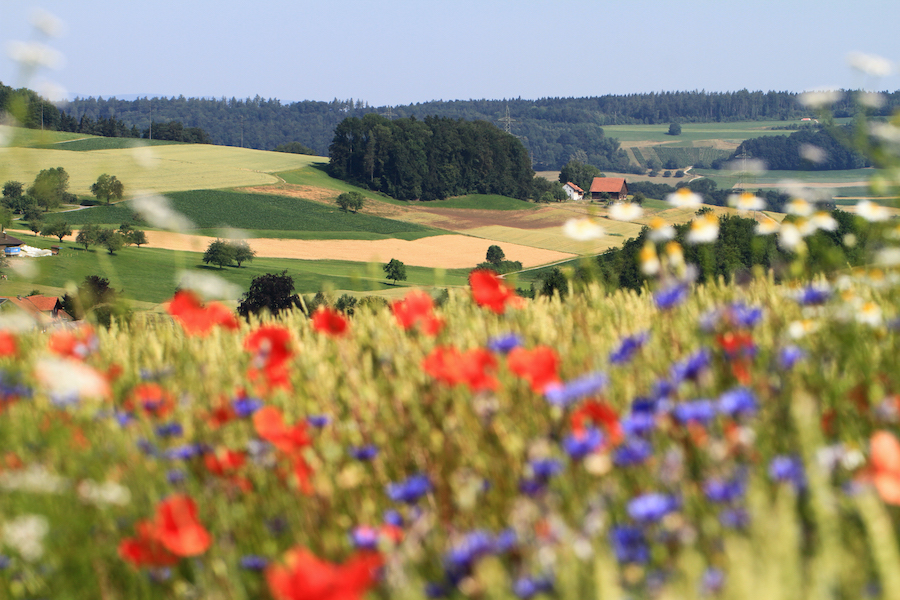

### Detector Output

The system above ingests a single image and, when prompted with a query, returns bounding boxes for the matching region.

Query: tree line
[328,114,534,201]
[729,124,870,170]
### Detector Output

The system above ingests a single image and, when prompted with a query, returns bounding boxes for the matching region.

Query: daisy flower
[563,218,605,241]
[786,198,815,217]
[609,202,643,221]
[810,211,838,232]
[665,188,702,209]
[648,217,675,242]
[639,242,660,275]
[728,192,765,212]
[756,218,780,235]
[686,213,719,244]
[856,200,891,222]
[777,223,804,252]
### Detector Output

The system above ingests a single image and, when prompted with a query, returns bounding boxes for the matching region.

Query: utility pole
[498,104,515,134]
[380,106,395,120]
[149,98,152,140]
[240,115,244,148]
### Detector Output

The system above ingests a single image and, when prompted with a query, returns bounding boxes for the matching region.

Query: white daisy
[777,223,804,251]
[728,192,766,212]
[856,200,891,222]
[799,90,843,108]
[847,51,893,77]
[786,198,815,217]
[562,218,605,241]
[756,218,780,235]
[609,202,643,221]
[665,188,702,209]
[639,242,659,275]
[686,214,719,244]
[810,211,838,232]
[648,217,675,242]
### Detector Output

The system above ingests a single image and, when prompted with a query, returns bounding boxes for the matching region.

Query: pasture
[603,119,847,144]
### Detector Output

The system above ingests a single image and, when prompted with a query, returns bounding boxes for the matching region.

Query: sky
[2,0,900,107]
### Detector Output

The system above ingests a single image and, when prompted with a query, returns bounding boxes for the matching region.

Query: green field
[2,235,470,304]
[605,119,851,144]
[423,194,538,210]
[692,167,875,190]
[53,189,442,239]
[0,125,86,146]
[37,137,181,151]
[278,164,408,206]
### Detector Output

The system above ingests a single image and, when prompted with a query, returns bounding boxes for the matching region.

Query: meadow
[603,119,850,144]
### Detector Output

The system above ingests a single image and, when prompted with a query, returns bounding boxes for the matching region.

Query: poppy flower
[469,269,519,314]
[48,325,97,360]
[153,494,212,557]
[118,521,179,568]
[507,346,561,393]
[0,331,17,357]
[124,383,175,418]
[870,430,900,505]
[204,448,247,476]
[253,406,310,455]
[266,546,382,600]
[312,307,349,337]
[392,291,443,335]
[570,400,623,447]
[423,346,498,392]
[245,326,294,391]
[167,290,239,336]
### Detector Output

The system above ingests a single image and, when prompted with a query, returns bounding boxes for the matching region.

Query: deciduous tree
[76,223,100,250]
[336,191,364,213]
[28,167,69,209]
[230,240,256,267]
[97,228,125,254]
[203,239,235,269]
[486,245,505,266]
[383,258,407,284]
[91,174,125,205]
[237,271,302,319]
[41,220,72,242]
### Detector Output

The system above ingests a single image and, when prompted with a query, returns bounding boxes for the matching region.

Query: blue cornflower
[655,283,689,310]
[769,456,806,489]
[136,439,159,456]
[50,392,80,408]
[383,509,403,527]
[672,400,716,425]
[627,493,678,523]
[513,575,553,599]
[265,517,289,536]
[0,555,9,569]
[387,473,432,503]
[719,507,749,529]
[115,411,135,427]
[232,396,263,418]
[444,530,496,581]
[622,412,656,437]
[350,445,379,461]
[717,387,757,417]
[166,469,187,485]
[613,438,653,466]
[609,331,650,365]
[155,422,183,438]
[778,345,805,370]
[350,526,379,549]
[494,529,517,553]
[652,379,677,401]
[701,567,726,595]
[670,348,712,384]
[610,525,649,564]
[562,428,603,459]
[796,284,831,306]
[703,477,745,503]
[530,458,563,479]
[728,302,763,328]
[544,372,607,407]
[487,333,524,354]
[307,415,330,428]
[425,582,448,598]
[164,443,207,460]
[239,555,269,571]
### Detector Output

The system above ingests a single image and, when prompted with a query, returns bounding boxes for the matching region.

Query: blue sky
[2,0,899,106]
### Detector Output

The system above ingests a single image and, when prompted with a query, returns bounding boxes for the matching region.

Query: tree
[230,240,256,267]
[27,216,43,236]
[2,181,25,213]
[41,220,72,242]
[76,224,101,250]
[558,160,604,193]
[91,174,125,205]
[203,239,235,269]
[0,208,11,232]
[127,230,148,247]
[383,258,407,284]
[336,191,364,213]
[28,167,69,209]
[486,245,506,266]
[237,271,302,319]
[97,228,125,254]
[61,275,129,327]
[668,123,682,136]
[631,191,646,205]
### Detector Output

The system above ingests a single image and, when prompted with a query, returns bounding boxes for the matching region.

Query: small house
[0,295,72,326]
[563,182,584,201]
[589,177,629,202]
[0,232,24,256]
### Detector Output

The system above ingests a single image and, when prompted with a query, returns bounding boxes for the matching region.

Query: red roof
[24,296,61,311]
[589,177,627,193]
[564,182,584,193]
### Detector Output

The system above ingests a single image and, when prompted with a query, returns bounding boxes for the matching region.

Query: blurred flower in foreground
[2,514,49,562]
[648,217,675,242]
[756,218,780,235]
[869,430,900,505]
[799,143,827,164]
[666,188,702,209]
[35,357,110,404]
[312,307,350,337]
[167,290,239,336]
[725,158,767,175]
[728,192,765,212]
[855,200,891,222]
[31,9,65,37]
[6,41,63,70]
[847,51,893,77]
[799,90,843,108]
[266,546,382,600]
[639,242,660,276]
[786,198,815,217]
[469,270,519,314]
[687,214,719,244]
[609,202,643,221]
[131,193,194,232]
[387,473,432,503]
[176,271,242,300]
[563,217,604,241]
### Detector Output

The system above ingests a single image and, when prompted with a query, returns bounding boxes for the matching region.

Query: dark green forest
[328,114,534,201]
[730,124,870,170]
[5,82,900,171]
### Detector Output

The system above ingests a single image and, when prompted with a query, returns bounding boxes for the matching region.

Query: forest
[5,82,900,171]
[729,124,870,170]
[328,114,534,201]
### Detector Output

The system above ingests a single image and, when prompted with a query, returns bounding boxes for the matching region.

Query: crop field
[56,190,441,240]
[462,220,645,255]
[604,119,849,144]
[278,164,408,206]
[692,167,876,190]
[38,137,180,151]
[419,194,538,211]
[0,144,319,196]
[0,125,86,146]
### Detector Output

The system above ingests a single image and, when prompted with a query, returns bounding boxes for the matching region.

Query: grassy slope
[604,119,853,143]
[55,190,441,240]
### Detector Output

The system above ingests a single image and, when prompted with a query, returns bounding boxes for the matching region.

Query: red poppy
[245,326,294,390]
[266,546,382,600]
[0,331,17,357]
[423,346,498,392]
[118,521,180,568]
[716,331,755,359]
[253,406,311,455]
[570,400,623,447]
[167,290,239,336]
[48,325,97,360]
[292,455,314,495]
[124,383,175,418]
[153,494,212,557]
[870,430,900,505]
[205,399,237,429]
[312,307,349,337]
[204,448,247,476]
[469,269,519,314]
[392,291,444,335]
[507,346,561,393]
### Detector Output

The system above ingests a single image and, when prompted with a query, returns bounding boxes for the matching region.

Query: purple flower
[609,331,650,365]
[350,445,379,461]
[383,510,403,527]
[717,387,757,417]
[425,582,448,598]
[544,372,607,407]
[232,396,263,418]
[622,412,656,437]
[164,443,207,460]
[652,379,676,401]
[136,439,159,456]
[703,477,745,503]
[562,428,603,459]
[672,400,716,425]
[797,284,831,306]
[307,415,330,427]
[166,469,187,484]
[387,473,432,503]
[778,345,805,370]
[627,493,678,523]
[240,555,269,571]
[768,456,805,488]
[719,507,749,529]
[350,526,379,549]
[494,529,517,553]
[155,422,183,438]
[513,575,553,599]
[670,348,712,383]
[487,333,524,354]
[530,458,563,479]
[444,530,497,581]
[610,525,649,564]
[728,302,763,328]
[655,283,689,310]
[700,567,726,595]
[613,438,653,466]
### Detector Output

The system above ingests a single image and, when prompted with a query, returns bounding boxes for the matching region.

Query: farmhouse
[563,182,584,201]
[589,177,629,202]
[0,295,72,326]
[0,232,24,256]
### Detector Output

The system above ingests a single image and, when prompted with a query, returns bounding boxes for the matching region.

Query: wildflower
[570,400,623,444]
[469,269,519,314]
[387,473,432,503]
[856,200,891,222]
[869,430,900,504]
[125,383,175,418]
[609,525,649,564]
[666,187,703,209]
[687,213,719,244]
[312,306,349,336]
[507,346,561,393]
[512,576,554,599]
[609,202,643,221]
[703,477,745,503]
[562,217,605,241]
[670,348,712,383]
[639,242,660,276]
[423,346,498,392]
[728,192,765,212]
[847,51,893,77]
[307,415,330,428]
[718,387,757,417]
[0,331,17,357]
[77,479,131,507]
[648,217,676,242]
[719,507,750,529]
[392,290,443,335]
[166,290,238,336]
[349,445,379,461]
[855,301,883,327]
[777,222,804,252]
[700,568,726,595]
[796,283,831,306]
[562,427,603,460]
[798,90,842,108]
[778,345,805,370]
[544,371,607,407]
[716,331,756,360]
[350,526,380,550]
[34,357,110,405]
[48,325,97,359]
[622,411,656,436]
[786,198,815,217]
[613,438,653,466]
[672,400,716,425]
[756,218,780,235]
[253,406,310,455]
[768,456,806,489]
[609,331,649,365]
[654,282,689,310]
[245,326,293,391]
[487,333,523,354]
[241,555,269,570]
[155,422,183,438]
[204,448,247,476]
[627,493,678,523]
[131,193,194,232]
[2,515,49,562]
[265,546,382,600]
[232,395,263,418]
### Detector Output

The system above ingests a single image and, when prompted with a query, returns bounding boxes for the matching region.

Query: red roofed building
[562,182,584,201]
[0,295,72,326]
[589,177,629,202]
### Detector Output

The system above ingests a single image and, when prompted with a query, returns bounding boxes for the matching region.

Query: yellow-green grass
[0,125,87,146]
[0,144,321,197]
[278,164,408,206]
[693,167,875,190]
[462,221,644,254]
[2,235,471,305]
[603,119,853,144]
